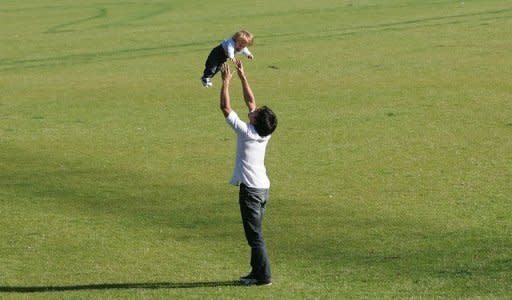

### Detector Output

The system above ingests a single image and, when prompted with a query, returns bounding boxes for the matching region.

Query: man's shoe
[256,280,272,286]
[240,274,255,281]
[240,277,272,286]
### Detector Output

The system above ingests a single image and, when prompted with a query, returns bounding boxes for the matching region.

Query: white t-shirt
[221,38,252,59]
[226,111,270,189]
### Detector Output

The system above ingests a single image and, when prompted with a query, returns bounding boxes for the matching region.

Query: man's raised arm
[220,63,233,118]
[235,60,256,112]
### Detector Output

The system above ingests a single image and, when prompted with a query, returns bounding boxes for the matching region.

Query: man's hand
[220,62,233,83]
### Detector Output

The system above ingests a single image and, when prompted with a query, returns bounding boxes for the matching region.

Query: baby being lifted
[201,30,254,88]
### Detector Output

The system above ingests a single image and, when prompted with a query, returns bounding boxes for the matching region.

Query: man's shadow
[0,281,244,293]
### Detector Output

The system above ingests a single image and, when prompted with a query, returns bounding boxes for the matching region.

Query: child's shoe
[201,77,213,88]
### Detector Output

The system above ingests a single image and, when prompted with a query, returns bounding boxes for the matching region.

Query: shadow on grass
[0,281,244,293]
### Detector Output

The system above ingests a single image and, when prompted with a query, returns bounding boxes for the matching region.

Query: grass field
[1,0,511,298]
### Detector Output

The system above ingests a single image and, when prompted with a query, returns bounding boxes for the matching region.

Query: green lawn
[1,0,511,298]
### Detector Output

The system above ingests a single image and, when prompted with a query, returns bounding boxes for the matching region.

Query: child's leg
[203,45,227,79]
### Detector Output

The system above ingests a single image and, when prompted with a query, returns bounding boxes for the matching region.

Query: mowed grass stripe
[0,41,209,72]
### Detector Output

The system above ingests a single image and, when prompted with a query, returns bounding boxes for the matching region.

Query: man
[219,61,278,286]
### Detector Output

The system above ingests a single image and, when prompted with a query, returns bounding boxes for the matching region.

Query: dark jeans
[239,184,271,281]
[202,44,228,79]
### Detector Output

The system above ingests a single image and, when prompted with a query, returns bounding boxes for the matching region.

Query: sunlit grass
[1,0,511,298]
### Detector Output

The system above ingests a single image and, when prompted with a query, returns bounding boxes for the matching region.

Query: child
[201,30,254,88]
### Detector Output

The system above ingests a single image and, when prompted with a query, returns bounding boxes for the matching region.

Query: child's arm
[242,47,254,59]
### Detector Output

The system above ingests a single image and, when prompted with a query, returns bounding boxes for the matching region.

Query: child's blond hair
[233,30,254,46]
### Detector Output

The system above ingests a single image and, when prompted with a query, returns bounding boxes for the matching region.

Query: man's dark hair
[254,106,278,137]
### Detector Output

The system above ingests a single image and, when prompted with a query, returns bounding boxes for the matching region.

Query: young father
[219,61,278,286]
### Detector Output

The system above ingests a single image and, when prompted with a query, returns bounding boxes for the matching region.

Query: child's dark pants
[203,45,227,79]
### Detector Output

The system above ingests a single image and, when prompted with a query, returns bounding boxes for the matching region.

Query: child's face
[236,40,248,50]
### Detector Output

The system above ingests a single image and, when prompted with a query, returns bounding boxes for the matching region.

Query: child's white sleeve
[226,45,235,59]
[222,39,236,59]
[241,47,252,57]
